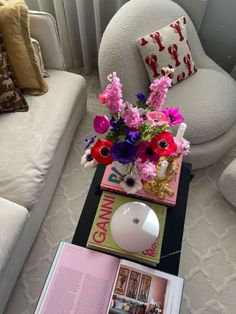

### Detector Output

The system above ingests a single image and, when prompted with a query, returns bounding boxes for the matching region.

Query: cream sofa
[0,11,87,312]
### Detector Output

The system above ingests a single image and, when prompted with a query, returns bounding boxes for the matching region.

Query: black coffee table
[72,163,191,276]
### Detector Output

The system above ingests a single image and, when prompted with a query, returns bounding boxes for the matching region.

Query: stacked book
[86,191,167,266]
[100,156,182,207]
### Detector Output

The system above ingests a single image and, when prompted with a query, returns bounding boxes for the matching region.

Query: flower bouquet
[81,68,190,203]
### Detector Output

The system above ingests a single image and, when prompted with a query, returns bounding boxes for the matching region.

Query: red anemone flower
[150,132,177,156]
[91,139,113,165]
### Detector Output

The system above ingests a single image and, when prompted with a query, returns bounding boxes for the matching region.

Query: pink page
[35,242,120,314]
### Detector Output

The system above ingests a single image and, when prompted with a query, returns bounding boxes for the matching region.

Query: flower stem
[129,163,135,174]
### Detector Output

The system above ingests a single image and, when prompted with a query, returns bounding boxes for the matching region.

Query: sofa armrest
[29,10,65,70]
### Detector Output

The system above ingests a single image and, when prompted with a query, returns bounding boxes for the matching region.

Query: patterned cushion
[137,16,197,85]
[0,34,28,113]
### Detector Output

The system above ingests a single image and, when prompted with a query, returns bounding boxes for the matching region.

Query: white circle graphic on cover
[110,202,159,252]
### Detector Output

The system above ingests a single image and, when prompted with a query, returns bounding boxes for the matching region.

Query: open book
[35,242,183,314]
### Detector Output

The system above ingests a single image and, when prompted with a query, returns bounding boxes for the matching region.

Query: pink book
[100,156,183,207]
[35,242,184,314]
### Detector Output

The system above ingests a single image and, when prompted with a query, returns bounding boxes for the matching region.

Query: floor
[4,69,236,314]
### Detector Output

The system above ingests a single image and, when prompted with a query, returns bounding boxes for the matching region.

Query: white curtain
[26,0,129,74]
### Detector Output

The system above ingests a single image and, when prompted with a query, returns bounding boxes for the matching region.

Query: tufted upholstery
[165,69,236,144]
[98,0,236,169]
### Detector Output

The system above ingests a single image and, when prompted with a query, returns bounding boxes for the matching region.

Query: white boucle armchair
[98,0,236,169]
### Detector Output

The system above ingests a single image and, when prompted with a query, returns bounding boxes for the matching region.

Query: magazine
[35,242,183,314]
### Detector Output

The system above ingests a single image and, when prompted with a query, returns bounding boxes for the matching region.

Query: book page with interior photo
[107,259,184,314]
[35,242,120,314]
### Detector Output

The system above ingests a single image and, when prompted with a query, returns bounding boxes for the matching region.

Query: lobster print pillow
[137,16,197,85]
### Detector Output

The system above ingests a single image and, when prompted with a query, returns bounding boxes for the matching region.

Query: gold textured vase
[143,156,179,199]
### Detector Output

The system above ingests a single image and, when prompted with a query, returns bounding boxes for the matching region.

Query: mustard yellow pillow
[0,0,48,95]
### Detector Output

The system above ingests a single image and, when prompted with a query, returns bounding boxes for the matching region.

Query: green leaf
[135,100,146,109]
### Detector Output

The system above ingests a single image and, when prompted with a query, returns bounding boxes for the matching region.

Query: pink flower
[93,115,110,134]
[98,90,108,104]
[136,159,157,181]
[121,101,142,129]
[146,111,169,126]
[146,76,172,111]
[100,72,123,114]
[137,141,159,163]
[175,138,190,156]
[161,107,184,126]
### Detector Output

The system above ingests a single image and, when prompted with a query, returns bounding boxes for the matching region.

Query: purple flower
[125,129,140,144]
[93,115,110,134]
[137,141,159,163]
[161,107,184,126]
[135,91,146,103]
[83,135,96,149]
[110,118,124,131]
[111,141,137,164]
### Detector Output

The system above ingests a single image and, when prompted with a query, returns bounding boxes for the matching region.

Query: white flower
[162,66,175,77]
[138,108,148,121]
[120,174,142,194]
[81,149,98,168]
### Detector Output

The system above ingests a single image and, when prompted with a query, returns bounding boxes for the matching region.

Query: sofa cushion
[0,70,86,209]
[0,198,28,277]
[165,68,236,144]
[0,0,48,95]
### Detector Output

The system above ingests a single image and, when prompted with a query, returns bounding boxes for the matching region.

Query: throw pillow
[0,34,28,113]
[137,16,197,85]
[31,38,49,78]
[0,0,48,95]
